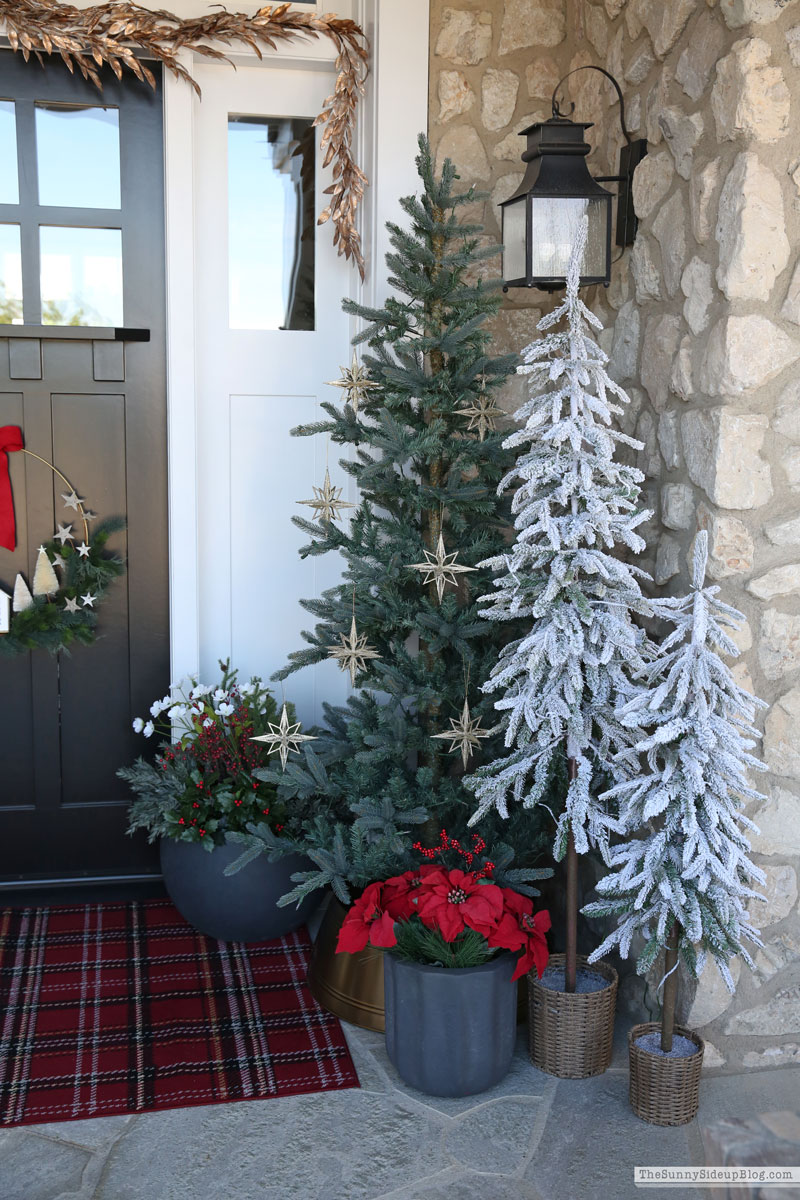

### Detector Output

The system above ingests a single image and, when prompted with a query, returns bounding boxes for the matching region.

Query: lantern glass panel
[529,195,608,279]
[501,197,527,282]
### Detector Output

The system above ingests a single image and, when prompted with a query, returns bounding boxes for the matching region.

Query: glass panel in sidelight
[35,103,121,209]
[0,101,19,205]
[228,116,315,331]
[40,225,123,326]
[0,224,23,323]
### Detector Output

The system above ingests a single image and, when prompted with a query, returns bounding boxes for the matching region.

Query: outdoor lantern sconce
[500,66,647,293]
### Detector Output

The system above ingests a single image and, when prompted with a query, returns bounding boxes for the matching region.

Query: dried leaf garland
[0,0,369,276]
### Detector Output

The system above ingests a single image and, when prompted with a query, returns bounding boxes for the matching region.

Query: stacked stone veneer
[429,0,800,1072]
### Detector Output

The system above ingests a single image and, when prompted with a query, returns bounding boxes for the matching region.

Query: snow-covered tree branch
[465,219,652,862]
[585,529,767,991]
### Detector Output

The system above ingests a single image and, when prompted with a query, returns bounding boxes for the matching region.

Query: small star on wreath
[326,351,379,414]
[328,614,381,686]
[251,704,317,772]
[408,532,476,603]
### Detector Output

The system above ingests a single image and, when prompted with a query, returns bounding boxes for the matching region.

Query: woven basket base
[629,1021,704,1126]
[528,954,618,1079]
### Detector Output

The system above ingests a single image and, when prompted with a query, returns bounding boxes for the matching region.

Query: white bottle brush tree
[465,219,652,992]
[584,529,767,1052]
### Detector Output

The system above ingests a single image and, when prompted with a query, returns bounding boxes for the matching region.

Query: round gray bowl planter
[160,837,319,943]
[384,951,517,1097]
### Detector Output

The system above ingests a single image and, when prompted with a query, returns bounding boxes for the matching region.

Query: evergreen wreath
[0,437,125,657]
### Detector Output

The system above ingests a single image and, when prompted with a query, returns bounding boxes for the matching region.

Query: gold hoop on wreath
[18,449,90,543]
[0,0,370,277]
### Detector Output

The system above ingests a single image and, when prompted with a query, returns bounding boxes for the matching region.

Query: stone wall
[428,0,800,1072]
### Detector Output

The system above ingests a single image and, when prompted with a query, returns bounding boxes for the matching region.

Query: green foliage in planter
[120,662,312,852]
[392,918,498,969]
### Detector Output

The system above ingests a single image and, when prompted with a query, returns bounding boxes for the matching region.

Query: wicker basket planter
[629,1021,704,1126]
[527,953,617,1079]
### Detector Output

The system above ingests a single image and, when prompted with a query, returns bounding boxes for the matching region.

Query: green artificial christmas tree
[238,137,553,906]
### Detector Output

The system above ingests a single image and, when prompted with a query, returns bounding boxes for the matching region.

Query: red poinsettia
[336,881,398,953]
[335,833,551,980]
[488,897,552,982]
[415,867,505,943]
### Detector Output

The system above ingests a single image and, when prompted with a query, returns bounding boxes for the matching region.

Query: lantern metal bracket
[551,65,647,250]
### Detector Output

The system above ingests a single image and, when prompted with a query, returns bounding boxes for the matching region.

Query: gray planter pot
[160,837,320,943]
[384,951,517,1097]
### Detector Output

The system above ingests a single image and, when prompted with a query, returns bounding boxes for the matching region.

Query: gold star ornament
[408,532,476,603]
[328,614,381,686]
[297,468,355,524]
[326,351,379,413]
[432,698,493,770]
[251,704,317,772]
[459,390,503,442]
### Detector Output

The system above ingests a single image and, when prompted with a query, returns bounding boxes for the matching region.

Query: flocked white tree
[465,218,652,990]
[584,529,767,1048]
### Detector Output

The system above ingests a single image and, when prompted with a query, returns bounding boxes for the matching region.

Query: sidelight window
[228,115,315,331]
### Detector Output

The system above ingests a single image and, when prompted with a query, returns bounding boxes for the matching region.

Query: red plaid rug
[0,899,359,1126]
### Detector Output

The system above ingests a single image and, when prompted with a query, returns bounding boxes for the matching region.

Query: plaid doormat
[0,899,359,1126]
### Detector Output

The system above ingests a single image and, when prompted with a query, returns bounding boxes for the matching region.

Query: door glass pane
[0,224,22,323]
[40,226,123,326]
[0,101,19,205]
[35,103,121,209]
[228,116,315,331]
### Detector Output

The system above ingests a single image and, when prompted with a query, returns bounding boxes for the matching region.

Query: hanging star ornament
[54,523,74,545]
[459,390,503,442]
[328,614,381,686]
[326,351,379,414]
[61,490,85,511]
[432,698,494,771]
[408,532,476,603]
[297,468,355,524]
[250,703,317,772]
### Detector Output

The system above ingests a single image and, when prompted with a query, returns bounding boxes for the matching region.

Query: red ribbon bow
[0,425,24,552]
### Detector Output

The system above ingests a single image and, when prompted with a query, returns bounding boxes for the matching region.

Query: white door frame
[163,1,430,684]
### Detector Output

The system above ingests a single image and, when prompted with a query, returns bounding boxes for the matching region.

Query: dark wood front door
[0,50,168,885]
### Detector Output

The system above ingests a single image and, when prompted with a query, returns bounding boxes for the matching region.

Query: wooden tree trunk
[661,921,681,1053]
[564,756,578,994]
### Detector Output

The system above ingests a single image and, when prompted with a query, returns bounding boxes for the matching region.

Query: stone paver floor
[2,1019,799,1200]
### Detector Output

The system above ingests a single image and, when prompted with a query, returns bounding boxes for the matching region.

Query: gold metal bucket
[307,895,386,1032]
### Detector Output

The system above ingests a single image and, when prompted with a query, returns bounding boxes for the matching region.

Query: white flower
[203,717,214,728]
[216,702,235,717]
[132,717,145,733]
[190,684,212,699]
[240,682,255,697]
[150,699,166,718]
[213,688,227,704]
[143,721,155,738]
[168,705,187,720]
